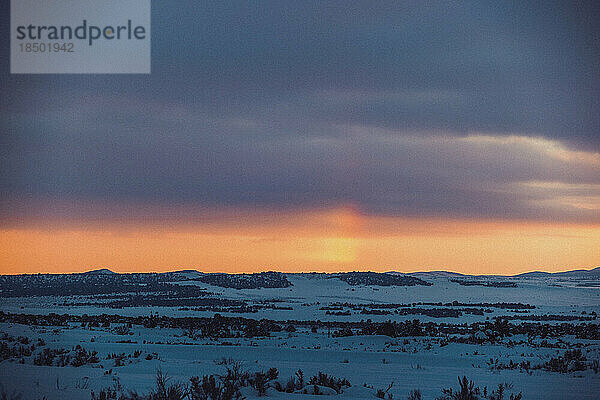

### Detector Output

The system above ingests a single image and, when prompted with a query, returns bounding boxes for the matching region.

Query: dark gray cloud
[1,1,599,221]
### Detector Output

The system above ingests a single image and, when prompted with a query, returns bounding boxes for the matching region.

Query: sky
[1,1,599,275]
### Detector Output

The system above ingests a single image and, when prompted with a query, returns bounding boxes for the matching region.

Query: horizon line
[2,265,598,277]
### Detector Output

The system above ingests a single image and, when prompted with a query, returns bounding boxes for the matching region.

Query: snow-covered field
[0,271,598,399]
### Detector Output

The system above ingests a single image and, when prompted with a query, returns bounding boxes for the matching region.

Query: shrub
[147,369,188,400]
[92,370,188,400]
[188,360,248,400]
[91,387,119,400]
[221,361,249,386]
[0,387,23,400]
[107,352,128,367]
[407,389,422,400]
[189,374,243,400]
[113,325,131,335]
[437,376,480,400]
[436,377,522,400]
[332,328,353,337]
[71,345,99,367]
[33,347,69,366]
[283,369,304,393]
[488,383,522,400]
[308,372,350,394]
[248,368,278,396]
[543,349,587,373]
[376,382,394,399]
[591,359,599,374]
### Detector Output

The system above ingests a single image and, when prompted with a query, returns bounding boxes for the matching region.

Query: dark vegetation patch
[92,366,350,399]
[0,334,42,362]
[321,300,537,318]
[2,312,598,342]
[0,273,211,298]
[419,301,535,310]
[176,302,293,314]
[189,271,292,289]
[0,271,291,299]
[326,300,535,310]
[64,295,244,309]
[499,314,596,322]
[33,345,99,367]
[334,272,432,287]
[91,370,525,400]
[488,349,599,374]
[450,279,517,288]
[361,307,486,317]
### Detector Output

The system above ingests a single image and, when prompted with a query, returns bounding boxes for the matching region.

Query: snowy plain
[0,270,598,399]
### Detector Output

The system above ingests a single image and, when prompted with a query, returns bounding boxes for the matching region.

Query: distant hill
[397,267,600,279]
[2,267,598,298]
[513,271,551,278]
[83,268,116,275]
[406,271,467,279]
[516,267,600,278]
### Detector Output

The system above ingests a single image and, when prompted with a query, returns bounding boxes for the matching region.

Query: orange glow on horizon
[1,206,599,275]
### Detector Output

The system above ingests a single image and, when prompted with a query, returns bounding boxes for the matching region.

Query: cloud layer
[1,1,599,223]
[1,93,598,222]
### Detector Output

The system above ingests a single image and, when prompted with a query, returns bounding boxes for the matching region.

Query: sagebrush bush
[308,371,350,394]
[436,376,522,400]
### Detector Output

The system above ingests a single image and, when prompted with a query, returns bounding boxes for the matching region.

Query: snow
[0,272,598,399]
